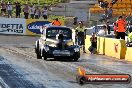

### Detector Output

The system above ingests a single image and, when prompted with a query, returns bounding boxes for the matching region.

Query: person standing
[1,1,7,16]
[42,6,48,19]
[73,18,78,44]
[112,0,118,5]
[98,25,108,36]
[23,4,29,19]
[15,1,21,18]
[106,21,111,34]
[75,21,86,53]
[35,6,39,19]
[107,7,113,19]
[7,2,12,18]
[113,22,117,38]
[127,32,132,47]
[116,16,126,40]
[73,17,78,29]
[29,4,35,19]
[126,22,132,46]
[52,18,62,26]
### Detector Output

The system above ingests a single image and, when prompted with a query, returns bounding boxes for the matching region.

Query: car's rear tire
[37,53,42,59]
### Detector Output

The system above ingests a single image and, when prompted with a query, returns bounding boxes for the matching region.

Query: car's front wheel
[73,52,80,61]
[73,58,79,61]
[42,49,47,60]
[37,52,42,59]
[37,49,42,59]
[43,56,47,60]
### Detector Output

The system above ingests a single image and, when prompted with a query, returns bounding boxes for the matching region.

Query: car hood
[45,38,74,47]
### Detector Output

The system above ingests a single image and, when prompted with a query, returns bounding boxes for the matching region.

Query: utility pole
[89,9,91,21]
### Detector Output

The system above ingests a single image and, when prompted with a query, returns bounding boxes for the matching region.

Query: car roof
[46,26,71,30]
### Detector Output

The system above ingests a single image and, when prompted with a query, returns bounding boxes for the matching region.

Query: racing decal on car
[27,21,52,34]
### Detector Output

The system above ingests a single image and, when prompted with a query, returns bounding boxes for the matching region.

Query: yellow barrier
[125,47,132,61]
[105,38,126,59]
[85,35,92,53]
[85,35,105,54]
[97,37,105,55]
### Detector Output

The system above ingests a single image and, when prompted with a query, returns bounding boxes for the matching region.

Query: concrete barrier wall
[85,35,129,60]
[85,35,91,53]
[85,35,105,54]
[125,47,132,61]
[105,38,126,59]
[97,37,105,55]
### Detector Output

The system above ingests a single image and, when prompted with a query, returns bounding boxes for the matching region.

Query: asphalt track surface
[0,35,132,88]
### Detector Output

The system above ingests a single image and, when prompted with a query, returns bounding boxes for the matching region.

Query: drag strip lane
[0,47,81,88]
[1,46,132,88]
[0,56,40,88]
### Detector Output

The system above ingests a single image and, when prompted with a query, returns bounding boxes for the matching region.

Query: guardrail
[85,35,132,62]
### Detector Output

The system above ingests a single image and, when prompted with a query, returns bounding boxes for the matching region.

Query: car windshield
[46,27,72,40]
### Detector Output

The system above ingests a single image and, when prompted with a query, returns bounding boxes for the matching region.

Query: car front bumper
[42,49,80,59]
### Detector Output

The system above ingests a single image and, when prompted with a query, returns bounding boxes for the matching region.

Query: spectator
[106,21,111,34]
[73,17,78,29]
[35,6,39,19]
[128,21,132,33]
[100,1,105,8]
[98,0,103,7]
[42,6,48,19]
[52,18,62,26]
[1,1,7,16]
[88,33,97,54]
[75,21,86,53]
[38,7,41,18]
[113,22,117,38]
[29,4,35,19]
[127,32,132,47]
[116,16,126,40]
[15,1,21,18]
[98,0,103,4]
[98,25,107,36]
[23,4,29,19]
[107,7,113,19]
[126,22,132,47]
[112,0,118,5]
[104,0,109,8]
[7,2,12,18]
[73,17,78,44]
[126,13,132,22]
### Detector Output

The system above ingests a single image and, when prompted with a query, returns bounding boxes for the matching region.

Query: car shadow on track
[45,58,78,62]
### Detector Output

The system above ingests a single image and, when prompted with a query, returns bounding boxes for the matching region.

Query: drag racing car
[35,26,80,61]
